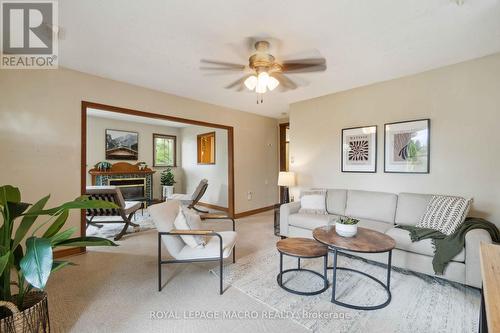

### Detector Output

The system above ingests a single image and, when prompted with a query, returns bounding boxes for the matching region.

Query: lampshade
[278,171,296,187]
[244,75,258,90]
[267,76,279,91]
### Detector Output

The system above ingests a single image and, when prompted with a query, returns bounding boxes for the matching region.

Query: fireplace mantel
[89,162,156,200]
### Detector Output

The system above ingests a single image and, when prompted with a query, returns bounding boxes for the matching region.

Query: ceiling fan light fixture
[256,72,269,93]
[244,75,258,90]
[267,76,279,91]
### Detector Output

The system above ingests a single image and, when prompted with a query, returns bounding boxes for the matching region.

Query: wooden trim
[234,204,278,219]
[153,133,177,167]
[82,101,236,235]
[198,202,228,212]
[197,131,216,165]
[480,243,500,333]
[82,101,233,130]
[54,247,86,259]
[279,122,289,203]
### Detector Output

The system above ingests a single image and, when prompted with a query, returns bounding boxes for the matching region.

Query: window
[153,134,176,167]
[197,132,216,164]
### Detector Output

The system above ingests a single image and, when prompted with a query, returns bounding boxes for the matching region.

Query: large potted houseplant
[0,185,117,332]
[160,168,176,200]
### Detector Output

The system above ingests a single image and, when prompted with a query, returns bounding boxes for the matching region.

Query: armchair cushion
[174,207,206,248]
[175,231,236,260]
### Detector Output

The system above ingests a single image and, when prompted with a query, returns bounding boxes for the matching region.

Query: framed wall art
[105,129,139,160]
[384,119,430,173]
[341,125,377,173]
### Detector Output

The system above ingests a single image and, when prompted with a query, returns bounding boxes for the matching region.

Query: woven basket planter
[0,291,50,333]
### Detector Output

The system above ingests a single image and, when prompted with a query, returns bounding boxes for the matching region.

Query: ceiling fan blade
[282,58,327,73]
[273,73,297,90]
[200,59,246,69]
[225,75,250,90]
[200,67,244,71]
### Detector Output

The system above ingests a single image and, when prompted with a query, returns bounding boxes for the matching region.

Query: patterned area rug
[211,247,480,333]
[86,210,156,239]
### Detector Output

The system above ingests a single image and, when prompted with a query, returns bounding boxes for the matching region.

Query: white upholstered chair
[149,200,237,294]
[169,179,209,213]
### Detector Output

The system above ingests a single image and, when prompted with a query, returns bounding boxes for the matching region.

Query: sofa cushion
[386,227,465,262]
[326,189,347,216]
[289,213,333,230]
[345,190,397,223]
[357,218,393,234]
[395,193,432,226]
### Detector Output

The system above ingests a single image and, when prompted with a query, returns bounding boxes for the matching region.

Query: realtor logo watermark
[1,0,58,69]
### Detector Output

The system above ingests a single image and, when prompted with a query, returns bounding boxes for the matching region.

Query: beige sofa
[280,189,492,288]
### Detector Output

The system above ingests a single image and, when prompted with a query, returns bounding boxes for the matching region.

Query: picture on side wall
[341,125,377,173]
[105,129,139,160]
[384,119,430,173]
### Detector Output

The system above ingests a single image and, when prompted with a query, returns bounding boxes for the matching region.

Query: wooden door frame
[278,122,289,203]
[81,101,235,239]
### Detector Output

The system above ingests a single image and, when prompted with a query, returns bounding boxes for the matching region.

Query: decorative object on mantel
[105,129,139,160]
[89,162,156,201]
[384,119,430,173]
[278,171,295,204]
[0,185,116,332]
[341,125,377,173]
[137,162,148,170]
[335,216,360,237]
[160,167,176,199]
[94,161,112,171]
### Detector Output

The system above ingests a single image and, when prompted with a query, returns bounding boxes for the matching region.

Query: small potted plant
[160,167,176,199]
[335,216,360,237]
[0,185,117,332]
[94,161,112,171]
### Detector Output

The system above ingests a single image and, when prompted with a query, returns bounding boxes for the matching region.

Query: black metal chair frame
[158,229,235,295]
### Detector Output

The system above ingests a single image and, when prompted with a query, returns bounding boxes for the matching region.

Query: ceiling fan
[200,40,327,103]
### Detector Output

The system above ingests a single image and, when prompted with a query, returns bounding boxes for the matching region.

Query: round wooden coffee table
[276,238,329,296]
[313,225,396,310]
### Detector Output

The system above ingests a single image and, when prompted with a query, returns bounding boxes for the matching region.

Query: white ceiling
[59,0,500,118]
[87,108,188,128]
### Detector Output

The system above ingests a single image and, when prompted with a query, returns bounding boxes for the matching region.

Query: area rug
[86,210,156,239]
[211,247,480,333]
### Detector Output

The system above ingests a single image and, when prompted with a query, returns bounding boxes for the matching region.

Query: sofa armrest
[465,229,493,288]
[279,201,301,237]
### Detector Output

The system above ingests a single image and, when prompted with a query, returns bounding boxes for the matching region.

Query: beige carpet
[47,211,308,333]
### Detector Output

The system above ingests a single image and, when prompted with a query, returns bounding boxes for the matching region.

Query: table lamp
[278,171,296,204]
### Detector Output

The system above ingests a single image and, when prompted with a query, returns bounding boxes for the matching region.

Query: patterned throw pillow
[174,207,206,248]
[417,195,472,235]
[298,189,327,215]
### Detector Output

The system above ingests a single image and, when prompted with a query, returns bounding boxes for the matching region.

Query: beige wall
[289,53,500,226]
[181,126,228,207]
[0,68,279,236]
[86,116,183,198]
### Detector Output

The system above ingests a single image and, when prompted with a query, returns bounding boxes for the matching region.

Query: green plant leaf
[26,196,118,216]
[13,244,24,271]
[54,237,117,247]
[42,210,69,239]
[13,195,50,249]
[7,202,30,220]
[51,260,75,273]
[0,251,10,276]
[0,185,21,206]
[49,228,76,246]
[20,237,53,289]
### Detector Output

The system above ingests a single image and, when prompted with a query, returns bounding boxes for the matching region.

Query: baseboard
[197,202,229,212]
[54,247,86,259]
[234,204,277,219]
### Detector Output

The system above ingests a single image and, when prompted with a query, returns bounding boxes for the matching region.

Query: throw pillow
[173,207,206,248]
[417,195,472,235]
[298,189,327,215]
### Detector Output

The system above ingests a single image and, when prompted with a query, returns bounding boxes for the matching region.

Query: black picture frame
[341,125,377,173]
[384,119,430,174]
